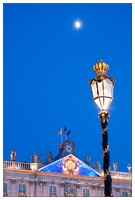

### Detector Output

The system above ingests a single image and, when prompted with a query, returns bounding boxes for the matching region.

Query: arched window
[18,184,26,196]
[122,190,128,197]
[49,186,57,196]
[3,183,8,196]
[83,189,89,197]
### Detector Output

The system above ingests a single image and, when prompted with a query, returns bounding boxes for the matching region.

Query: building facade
[3,138,132,197]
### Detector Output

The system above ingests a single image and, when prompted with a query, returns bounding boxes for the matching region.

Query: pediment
[38,154,101,177]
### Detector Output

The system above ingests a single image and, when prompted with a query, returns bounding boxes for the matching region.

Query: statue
[93,160,101,171]
[84,155,91,166]
[45,151,53,164]
[10,150,16,161]
[31,152,42,163]
[113,162,118,171]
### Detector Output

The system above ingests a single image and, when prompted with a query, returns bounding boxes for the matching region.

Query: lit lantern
[88,60,115,111]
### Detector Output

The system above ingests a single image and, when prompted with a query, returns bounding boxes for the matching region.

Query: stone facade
[3,161,132,197]
[3,138,132,197]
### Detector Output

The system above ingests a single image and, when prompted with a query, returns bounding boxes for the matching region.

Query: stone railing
[3,161,13,167]
[100,170,132,180]
[3,161,30,170]
[110,171,131,179]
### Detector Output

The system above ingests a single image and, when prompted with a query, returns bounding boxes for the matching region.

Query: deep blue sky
[3,3,132,173]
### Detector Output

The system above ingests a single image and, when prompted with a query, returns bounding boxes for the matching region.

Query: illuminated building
[3,137,132,197]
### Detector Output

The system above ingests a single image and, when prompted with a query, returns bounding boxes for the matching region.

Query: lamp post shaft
[99,112,112,197]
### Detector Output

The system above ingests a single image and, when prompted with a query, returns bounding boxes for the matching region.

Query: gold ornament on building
[93,59,109,74]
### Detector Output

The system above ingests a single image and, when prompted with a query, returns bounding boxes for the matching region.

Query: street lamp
[88,60,115,197]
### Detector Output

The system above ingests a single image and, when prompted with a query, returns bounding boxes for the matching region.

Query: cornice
[3,168,131,184]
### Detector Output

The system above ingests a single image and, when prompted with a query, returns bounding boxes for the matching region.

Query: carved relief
[59,182,65,188]
[10,179,16,184]
[29,180,35,186]
[64,183,77,197]
[76,183,81,189]
[42,181,47,186]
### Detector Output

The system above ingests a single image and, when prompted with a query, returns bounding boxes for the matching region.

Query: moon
[74,20,82,29]
[75,21,81,29]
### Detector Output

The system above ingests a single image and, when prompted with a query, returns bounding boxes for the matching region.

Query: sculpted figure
[84,155,91,166]
[31,152,42,163]
[10,150,16,161]
[45,151,53,164]
[93,160,101,171]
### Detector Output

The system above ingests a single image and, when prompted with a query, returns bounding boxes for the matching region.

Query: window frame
[83,188,89,197]
[49,185,57,195]
[18,183,26,193]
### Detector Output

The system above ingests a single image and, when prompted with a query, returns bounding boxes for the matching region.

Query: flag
[58,127,62,135]
[67,129,71,137]
[64,124,66,134]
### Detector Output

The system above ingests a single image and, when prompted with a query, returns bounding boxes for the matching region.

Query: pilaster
[59,182,64,196]
[29,180,34,196]
[10,179,17,196]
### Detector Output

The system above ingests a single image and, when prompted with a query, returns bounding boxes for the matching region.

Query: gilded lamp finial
[93,59,109,74]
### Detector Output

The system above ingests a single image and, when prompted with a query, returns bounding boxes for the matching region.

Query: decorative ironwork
[99,111,112,197]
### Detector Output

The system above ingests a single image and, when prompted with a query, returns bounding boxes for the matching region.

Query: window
[122,191,128,197]
[3,183,7,193]
[3,183,8,196]
[18,184,26,196]
[49,186,57,196]
[83,189,89,197]
[19,184,26,193]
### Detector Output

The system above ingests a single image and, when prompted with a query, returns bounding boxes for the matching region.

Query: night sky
[3,3,132,173]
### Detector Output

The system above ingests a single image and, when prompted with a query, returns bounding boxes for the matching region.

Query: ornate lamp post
[88,60,115,197]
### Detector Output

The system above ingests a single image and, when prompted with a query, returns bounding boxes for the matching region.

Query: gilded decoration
[62,155,79,175]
